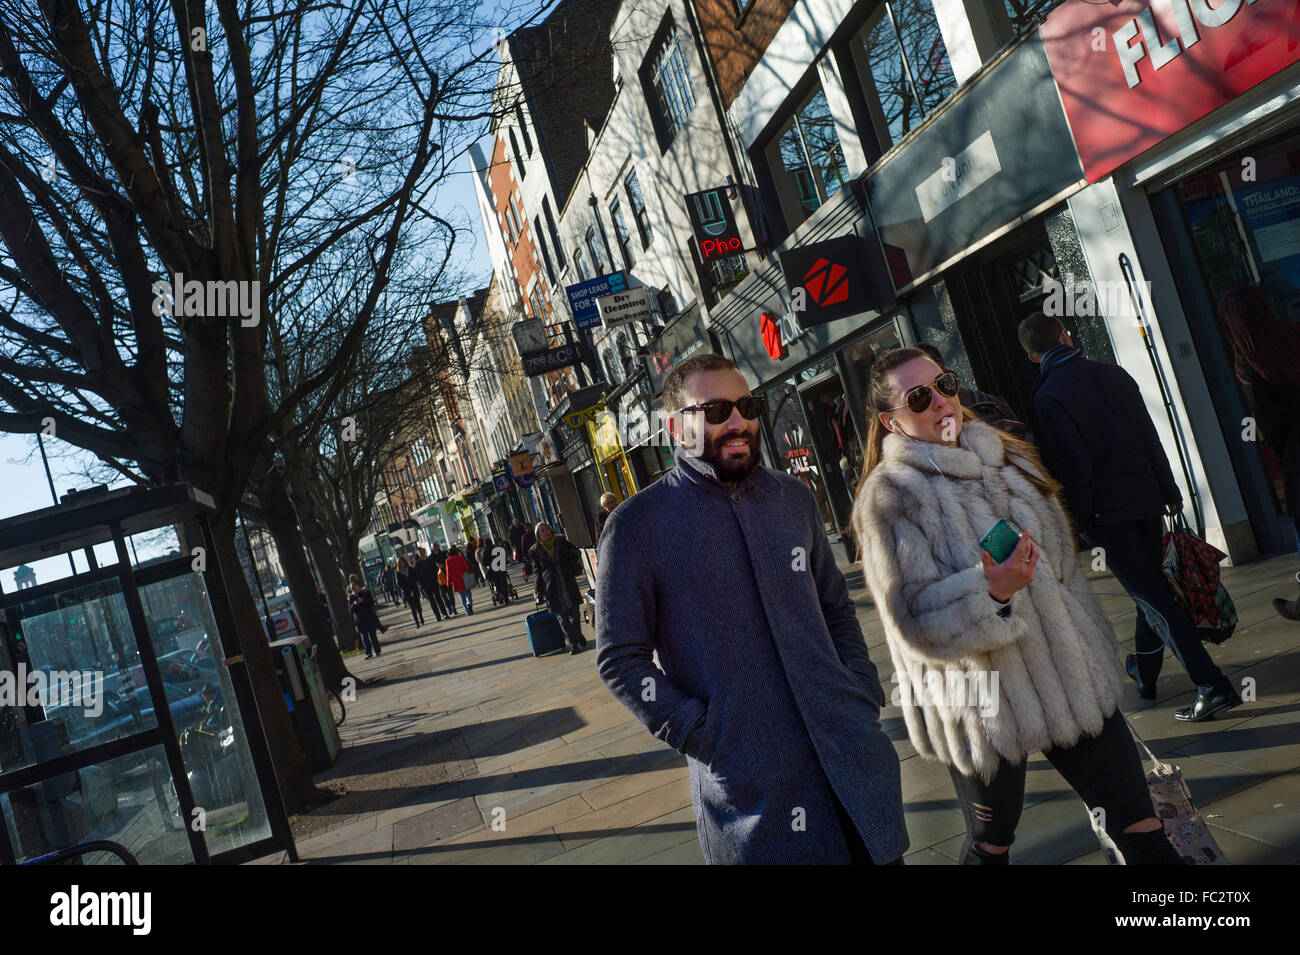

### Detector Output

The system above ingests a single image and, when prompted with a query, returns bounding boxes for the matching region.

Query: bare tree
[0,0,550,811]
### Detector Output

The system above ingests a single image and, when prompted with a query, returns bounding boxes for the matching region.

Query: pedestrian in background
[1218,285,1300,622]
[348,575,383,658]
[466,538,481,589]
[394,555,424,629]
[597,353,906,864]
[509,520,525,564]
[520,523,536,579]
[428,544,457,618]
[445,546,473,615]
[1019,314,1240,721]
[594,492,619,542]
[531,522,587,654]
[414,547,446,622]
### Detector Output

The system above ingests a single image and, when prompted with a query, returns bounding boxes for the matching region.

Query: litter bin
[268,636,340,772]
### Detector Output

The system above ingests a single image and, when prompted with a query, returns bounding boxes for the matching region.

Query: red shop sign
[1040,0,1300,183]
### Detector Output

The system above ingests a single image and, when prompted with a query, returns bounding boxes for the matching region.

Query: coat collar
[674,444,779,495]
[880,418,1006,479]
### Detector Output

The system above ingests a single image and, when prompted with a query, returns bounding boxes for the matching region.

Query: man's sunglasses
[676,395,766,425]
[885,371,960,414]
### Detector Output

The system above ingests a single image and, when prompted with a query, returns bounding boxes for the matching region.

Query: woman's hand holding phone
[982,531,1039,603]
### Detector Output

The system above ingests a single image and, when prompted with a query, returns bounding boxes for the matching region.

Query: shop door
[949,227,1066,429]
[1155,131,1300,551]
[798,368,865,534]
[765,376,836,532]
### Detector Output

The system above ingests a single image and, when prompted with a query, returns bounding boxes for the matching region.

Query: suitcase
[526,610,566,656]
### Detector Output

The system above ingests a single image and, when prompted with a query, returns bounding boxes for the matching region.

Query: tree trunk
[302,512,359,654]
[207,515,322,814]
[256,474,350,691]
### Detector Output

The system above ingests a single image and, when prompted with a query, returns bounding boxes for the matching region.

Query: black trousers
[947,708,1179,863]
[402,588,424,626]
[1084,516,1230,695]
[420,582,446,619]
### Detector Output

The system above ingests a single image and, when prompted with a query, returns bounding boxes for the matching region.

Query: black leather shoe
[1126,654,1156,700]
[569,645,582,655]
[1174,687,1242,722]
[1273,593,1300,621]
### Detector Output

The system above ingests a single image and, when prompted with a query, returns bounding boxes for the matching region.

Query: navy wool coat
[595,452,908,864]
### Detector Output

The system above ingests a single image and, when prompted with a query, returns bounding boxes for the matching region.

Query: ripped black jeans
[947,708,1182,864]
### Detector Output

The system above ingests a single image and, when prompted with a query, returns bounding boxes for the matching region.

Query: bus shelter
[0,483,296,864]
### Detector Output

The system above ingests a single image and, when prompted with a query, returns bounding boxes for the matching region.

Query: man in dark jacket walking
[414,546,447,621]
[596,353,907,865]
[1019,315,1240,722]
[530,523,587,654]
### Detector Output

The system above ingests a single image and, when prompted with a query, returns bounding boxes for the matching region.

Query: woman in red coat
[444,546,473,616]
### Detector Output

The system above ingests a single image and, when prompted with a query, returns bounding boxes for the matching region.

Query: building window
[535,216,556,283]
[529,285,546,322]
[585,226,606,275]
[509,128,527,179]
[609,197,635,269]
[709,254,750,296]
[769,86,849,225]
[516,103,533,155]
[574,247,590,281]
[641,18,696,149]
[542,195,565,270]
[624,170,653,248]
[998,0,1056,41]
[858,0,956,149]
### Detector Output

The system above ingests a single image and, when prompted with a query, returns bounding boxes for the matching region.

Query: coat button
[730,490,741,504]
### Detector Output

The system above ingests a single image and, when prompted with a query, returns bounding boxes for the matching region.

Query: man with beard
[594,353,907,865]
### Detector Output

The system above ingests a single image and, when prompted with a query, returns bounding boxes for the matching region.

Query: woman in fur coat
[852,346,1181,865]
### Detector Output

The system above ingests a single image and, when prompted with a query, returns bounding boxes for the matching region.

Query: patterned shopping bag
[1161,514,1238,645]
[1088,716,1229,865]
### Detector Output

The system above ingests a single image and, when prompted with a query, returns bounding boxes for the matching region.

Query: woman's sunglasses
[676,395,766,425]
[886,372,960,414]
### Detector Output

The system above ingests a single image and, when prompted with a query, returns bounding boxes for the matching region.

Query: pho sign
[685,187,743,260]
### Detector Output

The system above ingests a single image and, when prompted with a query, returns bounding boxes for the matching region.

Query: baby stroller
[489,568,518,606]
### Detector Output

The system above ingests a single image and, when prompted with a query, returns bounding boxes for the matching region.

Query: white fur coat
[853,420,1125,782]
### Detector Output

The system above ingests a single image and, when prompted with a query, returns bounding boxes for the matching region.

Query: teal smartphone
[980,519,1022,563]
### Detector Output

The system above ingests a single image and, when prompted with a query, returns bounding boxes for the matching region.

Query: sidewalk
[253,553,1300,865]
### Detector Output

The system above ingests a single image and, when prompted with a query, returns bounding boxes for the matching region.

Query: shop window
[641,16,697,150]
[625,170,653,248]
[996,0,1057,42]
[766,378,835,531]
[610,197,635,268]
[855,0,956,151]
[766,86,850,228]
